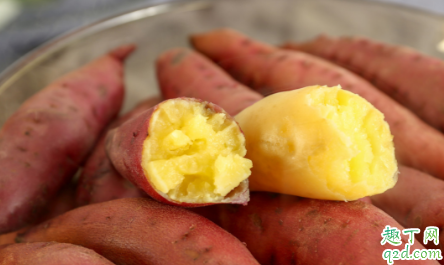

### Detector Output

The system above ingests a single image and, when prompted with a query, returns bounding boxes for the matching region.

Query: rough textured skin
[195,192,438,265]
[105,98,249,207]
[16,197,259,265]
[0,45,134,233]
[76,97,161,206]
[191,29,444,181]
[0,242,115,265]
[283,35,444,131]
[156,48,262,116]
[372,166,444,257]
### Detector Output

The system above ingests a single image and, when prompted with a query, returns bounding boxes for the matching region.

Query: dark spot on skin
[225,204,240,213]
[250,213,264,232]
[43,222,51,229]
[32,116,42,124]
[50,103,58,109]
[290,252,297,265]
[269,254,276,265]
[299,227,304,232]
[133,131,138,137]
[106,216,111,220]
[24,162,31,168]
[275,207,282,214]
[306,209,319,217]
[17,146,27,152]
[171,51,188,65]
[279,219,284,226]
[62,83,69,88]
[414,216,422,227]
[24,130,32,136]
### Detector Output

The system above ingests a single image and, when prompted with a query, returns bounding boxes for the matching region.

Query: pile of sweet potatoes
[1,27,444,265]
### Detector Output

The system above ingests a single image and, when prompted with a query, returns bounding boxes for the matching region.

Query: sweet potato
[105,97,252,206]
[0,178,77,245]
[283,35,444,131]
[157,48,262,116]
[191,29,444,181]
[0,242,114,265]
[0,45,134,233]
[16,197,260,265]
[372,166,444,256]
[195,192,439,265]
[157,49,390,201]
[76,97,161,206]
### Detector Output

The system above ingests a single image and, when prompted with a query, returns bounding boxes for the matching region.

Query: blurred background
[1,0,444,72]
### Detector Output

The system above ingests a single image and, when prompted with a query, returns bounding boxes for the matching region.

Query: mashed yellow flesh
[141,99,252,203]
[235,85,398,201]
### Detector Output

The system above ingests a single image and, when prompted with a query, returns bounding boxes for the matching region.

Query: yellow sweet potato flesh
[142,100,252,203]
[235,85,397,201]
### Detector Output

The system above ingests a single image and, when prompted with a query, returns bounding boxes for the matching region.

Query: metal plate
[1,0,443,126]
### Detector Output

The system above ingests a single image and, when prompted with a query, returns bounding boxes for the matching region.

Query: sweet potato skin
[76,97,161,206]
[0,45,134,233]
[156,48,262,116]
[0,242,114,265]
[191,29,444,181]
[195,192,437,265]
[283,36,444,131]
[372,166,444,256]
[16,197,259,265]
[105,98,249,206]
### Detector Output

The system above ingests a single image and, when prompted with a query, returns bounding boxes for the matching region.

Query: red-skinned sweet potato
[76,97,161,206]
[105,97,252,206]
[194,192,438,265]
[191,29,444,181]
[157,48,262,116]
[372,166,444,258]
[16,197,259,265]
[0,45,134,233]
[0,177,77,245]
[0,242,114,265]
[283,36,444,131]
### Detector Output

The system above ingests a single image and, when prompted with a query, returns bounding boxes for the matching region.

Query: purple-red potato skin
[191,29,444,181]
[16,197,259,265]
[283,36,444,131]
[0,242,114,265]
[0,45,134,233]
[105,98,249,207]
[76,97,161,206]
[195,193,437,265]
[156,48,262,116]
[372,166,444,255]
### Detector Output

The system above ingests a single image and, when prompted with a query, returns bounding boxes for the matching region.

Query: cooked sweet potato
[372,166,444,256]
[195,192,438,265]
[0,242,114,265]
[191,29,444,181]
[105,97,252,206]
[76,97,161,206]
[283,35,444,131]
[157,49,391,201]
[16,197,260,265]
[0,45,134,233]
[157,48,262,116]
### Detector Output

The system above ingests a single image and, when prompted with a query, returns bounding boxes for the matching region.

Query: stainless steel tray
[1,0,443,126]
